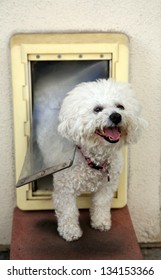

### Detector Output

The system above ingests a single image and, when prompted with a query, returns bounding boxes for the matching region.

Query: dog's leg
[90,181,117,231]
[53,186,82,241]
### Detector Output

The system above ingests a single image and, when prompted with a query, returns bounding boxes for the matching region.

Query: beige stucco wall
[0,0,161,244]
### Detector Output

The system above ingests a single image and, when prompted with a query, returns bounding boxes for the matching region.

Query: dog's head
[58,79,146,149]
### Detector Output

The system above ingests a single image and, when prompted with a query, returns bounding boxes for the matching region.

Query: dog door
[10,33,128,210]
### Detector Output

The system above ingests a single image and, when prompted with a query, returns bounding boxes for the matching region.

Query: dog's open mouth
[95,127,121,143]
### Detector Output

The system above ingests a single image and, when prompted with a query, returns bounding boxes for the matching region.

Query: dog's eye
[116,104,125,110]
[93,106,104,113]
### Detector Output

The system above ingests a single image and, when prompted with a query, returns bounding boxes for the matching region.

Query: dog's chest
[54,148,122,195]
[54,151,110,194]
[79,163,109,190]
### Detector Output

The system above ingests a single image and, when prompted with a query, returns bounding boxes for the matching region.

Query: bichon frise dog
[51,79,145,241]
[36,78,145,241]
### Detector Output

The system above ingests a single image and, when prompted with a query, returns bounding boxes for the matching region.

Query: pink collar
[77,146,110,181]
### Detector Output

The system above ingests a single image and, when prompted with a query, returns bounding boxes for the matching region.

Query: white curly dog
[36,78,145,242]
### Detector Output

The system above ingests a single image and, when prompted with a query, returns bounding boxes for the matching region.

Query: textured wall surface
[0,0,161,244]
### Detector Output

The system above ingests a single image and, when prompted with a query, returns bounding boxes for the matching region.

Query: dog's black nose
[109,112,122,125]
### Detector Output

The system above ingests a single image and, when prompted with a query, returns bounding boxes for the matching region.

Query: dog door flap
[16,132,75,187]
[16,60,109,188]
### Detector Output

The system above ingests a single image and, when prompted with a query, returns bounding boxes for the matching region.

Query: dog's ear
[58,116,73,140]
[125,116,147,144]
[58,115,86,144]
[57,87,88,143]
[58,108,81,142]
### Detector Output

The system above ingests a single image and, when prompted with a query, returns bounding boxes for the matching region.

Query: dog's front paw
[90,206,112,232]
[58,224,83,242]
[90,213,111,232]
[91,220,111,231]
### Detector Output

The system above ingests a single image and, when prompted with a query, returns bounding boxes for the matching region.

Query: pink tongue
[104,127,121,140]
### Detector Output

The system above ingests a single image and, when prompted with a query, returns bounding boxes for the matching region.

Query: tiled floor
[0,250,10,260]
[141,247,161,260]
[0,247,161,260]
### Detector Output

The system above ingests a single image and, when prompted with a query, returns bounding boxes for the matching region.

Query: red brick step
[10,206,142,260]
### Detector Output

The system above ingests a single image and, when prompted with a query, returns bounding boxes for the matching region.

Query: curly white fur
[37,78,145,241]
